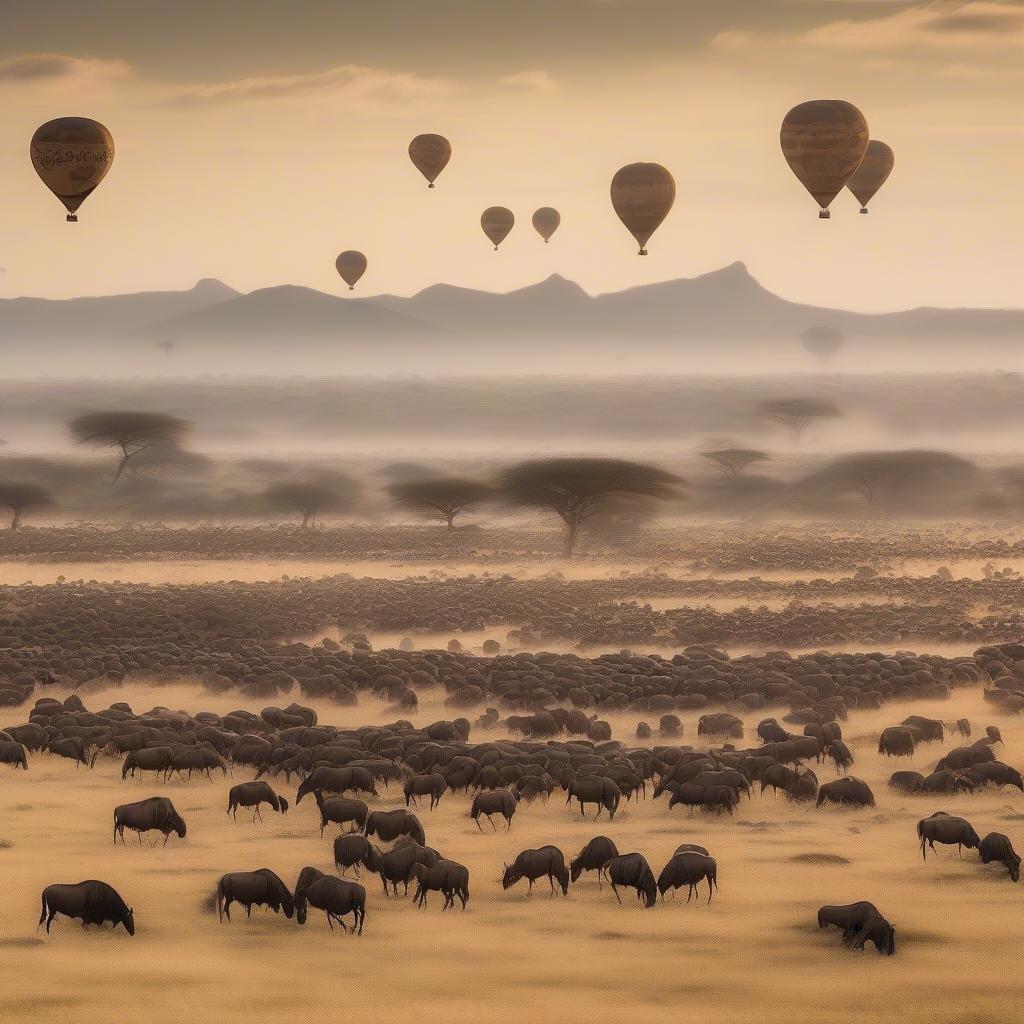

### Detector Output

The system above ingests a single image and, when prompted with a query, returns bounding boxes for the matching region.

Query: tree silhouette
[801,326,844,364]
[0,481,54,530]
[700,448,769,477]
[499,457,681,557]
[265,479,354,528]
[758,398,840,443]
[69,411,188,483]
[388,476,494,528]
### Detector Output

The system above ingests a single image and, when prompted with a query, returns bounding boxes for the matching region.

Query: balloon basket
[638,249,648,256]
[860,208,868,215]
[818,210,830,219]
[67,214,78,223]
[428,183,435,189]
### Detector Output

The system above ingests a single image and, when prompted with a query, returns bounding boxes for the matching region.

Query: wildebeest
[690,768,750,800]
[470,789,518,831]
[333,834,382,878]
[903,715,944,743]
[827,740,854,774]
[375,842,439,896]
[39,880,134,935]
[760,763,799,797]
[295,765,378,803]
[121,746,173,780]
[0,739,28,770]
[404,772,448,809]
[657,852,718,903]
[570,836,619,884]
[878,727,916,758]
[410,859,470,910]
[786,770,819,803]
[314,792,368,836]
[818,901,882,934]
[921,769,974,796]
[226,781,289,822]
[965,761,1024,792]
[294,866,366,934]
[979,832,1021,882]
[601,853,657,908]
[669,783,738,816]
[816,777,874,808]
[364,809,426,846]
[113,797,186,846]
[847,913,896,955]
[47,736,95,767]
[565,776,621,820]
[917,812,981,860]
[168,744,227,781]
[502,846,569,895]
[889,770,925,794]
[698,713,744,739]
[216,869,294,922]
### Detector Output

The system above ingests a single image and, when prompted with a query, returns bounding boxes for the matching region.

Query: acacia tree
[69,411,188,483]
[758,397,840,443]
[264,479,354,528]
[499,457,681,558]
[700,448,769,477]
[388,476,494,529]
[801,326,845,364]
[0,481,54,530]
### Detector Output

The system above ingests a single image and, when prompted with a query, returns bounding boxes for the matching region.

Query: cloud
[499,70,559,91]
[0,53,131,84]
[168,63,452,107]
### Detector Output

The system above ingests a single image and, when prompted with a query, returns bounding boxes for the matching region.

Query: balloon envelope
[408,134,451,187]
[780,100,868,217]
[481,207,514,249]
[532,207,560,242]
[30,116,114,221]
[846,140,894,213]
[801,325,844,361]
[610,163,675,255]
[335,251,368,290]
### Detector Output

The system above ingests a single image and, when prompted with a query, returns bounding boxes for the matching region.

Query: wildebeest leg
[611,883,622,905]
[163,831,170,847]
[687,884,695,904]
[325,911,334,932]
[474,814,484,832]
[255,806,263,823]
[505,814,511,831]
[138,830,143,845]
[594,803,603,820]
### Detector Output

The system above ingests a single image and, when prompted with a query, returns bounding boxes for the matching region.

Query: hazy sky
[1,0,1022,309]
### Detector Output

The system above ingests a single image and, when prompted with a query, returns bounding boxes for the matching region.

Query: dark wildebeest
[698,713,743,739]
[786,770,819,803]
[669,783,738,816]
[878,727,916,758]
[979,832,1021,882]
[889,770,925,794]
[404,772,448,810]
[168,745,227,781]
[295,765,378,803]
[0,739,28,770]
[565,777,621,820]
[502,846,570,895]
[570,836,619,884]
[816,777,874,808]
[375,842,439,896]
[47,736,95,767]
[657,852,718,903]
[364,809,426,846]
[903,716,944,743]
[226,781,289,822]
[39,880,134,935]
[470,789,518,831]
[601,853,657,909]
[674,843,710,856]
[757,718,790,744]
[918,812,981,860]
[216,869,294,922]
[921,769,974,796]
[121,746,173,780]
[410,859,470,910]
[986,725,1003,746]
[818,901,881,934]
[690,768,750,800]
[846,914,896,956]
[333,834,382,878]
[294,866,366,934]
[965,761,1024,792]
[760,763,799,797]
[314,792,368,836]
[113,797,187,846]
[828,740,854,774]
[515,772,556,803]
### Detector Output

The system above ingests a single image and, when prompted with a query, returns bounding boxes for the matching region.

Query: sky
[0,0,1022,310]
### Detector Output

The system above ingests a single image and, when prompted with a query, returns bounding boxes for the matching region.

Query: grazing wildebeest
[921,769,974,795]
[364,809,426,845]
[965,761,1024,792]
[846,914,896,956]
[515,772,556,803]
[216,869,294,922]
[889,771,925,794]
[657,852,718,903]
[404,772,448,809]
[673,843,710,856]
[410,859,470,910]
[375,842,439,896]
[697,713,743,739]
[601,853,657,909]
[986,725,1003,746]
[314,792,368,836]
[786,770,819,803]
[817,901,880,934]
[502,846,569,895]
[565,777,621,820]
[39,880,134,935]
[168,744,227,780]
[757,718,789,744]
[294,866,366,934]
[878,727,916,758]
[979,832,1021,882]
[917,812,981,860]
[121,746,173,780]
[816,777,874,808]
[470,789,518,831]
[937,745,993,773]
[333,834,382,878]
[760,763,799,797]
[295,765,378,803]
[828,740,854,774]
[226,781,289,822]
[690,768,750,800]
[47,736,95,767]
[113,797,186,846]
[903,716,944,743]
[570,836,619,884]
[0,739,28,770]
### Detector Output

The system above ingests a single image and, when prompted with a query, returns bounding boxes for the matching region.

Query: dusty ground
[0,684,1020,1024]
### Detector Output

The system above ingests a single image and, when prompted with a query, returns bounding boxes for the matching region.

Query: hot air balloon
[335,251,367,291]
[408,134,451,188]
[610,163,675,255]
[30,117,115,222]
[532,207,560,243]
[801,325,844,363]
[481,207,514,250]
[846,140,894,214]
[780,100,869,219]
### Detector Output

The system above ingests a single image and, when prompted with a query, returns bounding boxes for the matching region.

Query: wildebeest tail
[216,879,225,922]
[278,795,289,814]
[38,890,48,930]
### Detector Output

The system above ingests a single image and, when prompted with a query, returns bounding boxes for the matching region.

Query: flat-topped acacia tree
[264,479,355,528]
[69,411,188,483]
[700,448,769,477]
[0,481,54,530]
[758,397,841,444]
[388,476,494,529]
[499,457,681,558]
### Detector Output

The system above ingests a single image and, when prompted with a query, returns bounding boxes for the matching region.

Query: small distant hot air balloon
[610,163,675,255]
[30,116,115,222]
[532,207,560,243]
[335,251,367,291]
[481,207,514,250]
[846,140,894,214]
[801,325,845,363]
[780,100,869,219]
[408,134,451,188]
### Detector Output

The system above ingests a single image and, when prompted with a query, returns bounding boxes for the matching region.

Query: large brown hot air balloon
[846,140,894,214]
[335,251,367,291]
[30,116,115,222]
[408,134,451,188]
[532,207,560,243]
[780,100,869,219]
[481,207,514,250]
[610,163,675,255]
